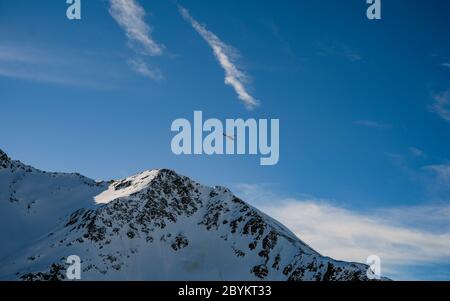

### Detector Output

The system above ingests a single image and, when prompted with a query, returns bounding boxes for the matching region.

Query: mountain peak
[0,149,11,169]
[94,169,161,204]
[0,151,383,281]
[94,168,196,204]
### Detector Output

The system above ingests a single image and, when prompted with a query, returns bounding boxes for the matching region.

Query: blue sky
[1,0,450,280]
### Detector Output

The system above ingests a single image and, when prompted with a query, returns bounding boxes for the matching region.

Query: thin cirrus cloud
[178,5,260,110]
[354,120,392,129]
[430,91,450,122]
[235,183,450,280]
[127,58,163,81]
[0,44,117,89]
[317,41,363,62]
[108,0,164,56]
[108,0,164,80]
[0,65,96,88]
[0,45,51,64]
[409,147,425,158]
[424,163,450,189]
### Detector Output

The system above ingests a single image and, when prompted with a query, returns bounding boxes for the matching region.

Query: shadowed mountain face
[0,149,378,281]
[0,150,11,169]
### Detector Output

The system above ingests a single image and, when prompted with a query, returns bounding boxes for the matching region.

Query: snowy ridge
[94,170,160,204]
[0,149,382,281]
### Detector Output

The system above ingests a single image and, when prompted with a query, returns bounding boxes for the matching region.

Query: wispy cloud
[262,201,450,279]
[354,120,392,129]
[424,164,450,189]
[384,150,450,197]
[235,184,450,280]
[178,5,259,109]
[108,0,164,80]
[409,147,425,158]
[127,58,163,81]
[109,0,163,56]
[0,66,105,88]
[0,44,116,89]
[0,46,50,64]
[317,41,363,62]
[430,91,450,122]
[442,62,450,69]
[265,20,296,59]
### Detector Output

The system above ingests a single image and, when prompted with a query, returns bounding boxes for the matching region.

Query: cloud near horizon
[178,5,260,109]
[235,184,450,280]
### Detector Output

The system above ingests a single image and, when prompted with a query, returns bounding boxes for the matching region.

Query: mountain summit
[0,149,11,169]
[0,150,378,281]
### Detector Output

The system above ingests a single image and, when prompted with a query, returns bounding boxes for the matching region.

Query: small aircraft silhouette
[223,133,235,141]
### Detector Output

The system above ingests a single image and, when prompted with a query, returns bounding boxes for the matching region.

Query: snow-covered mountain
[0,149,376,281]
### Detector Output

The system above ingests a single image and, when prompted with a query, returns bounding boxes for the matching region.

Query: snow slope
[0,149,377,281]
